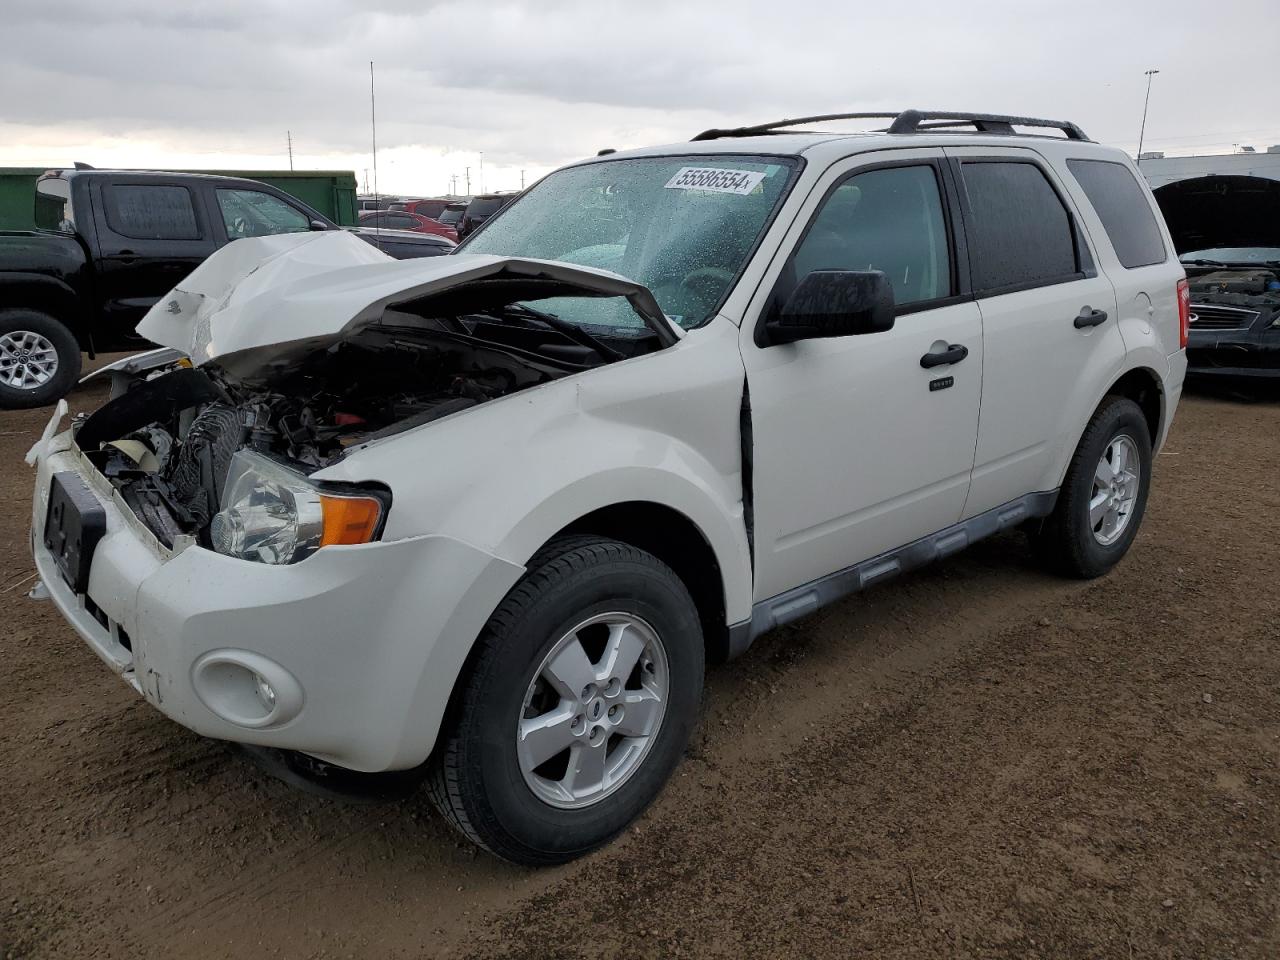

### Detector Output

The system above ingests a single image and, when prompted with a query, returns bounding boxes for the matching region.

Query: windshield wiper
[487,303,625,362]
[1181,258,1236,268]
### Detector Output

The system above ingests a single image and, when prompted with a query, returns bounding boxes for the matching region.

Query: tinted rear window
[961,161,1078,292]
[1066,159,1166,268]
[105,185,200,240]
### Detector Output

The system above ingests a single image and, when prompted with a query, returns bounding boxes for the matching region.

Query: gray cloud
[3,0,1279,184]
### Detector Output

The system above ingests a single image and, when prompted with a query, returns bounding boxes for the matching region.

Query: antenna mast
[370,61,379,238]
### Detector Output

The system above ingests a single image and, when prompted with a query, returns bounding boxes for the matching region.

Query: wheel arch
[0,277,90,350]
[1102,365,1164,450]
[555,500,734,663]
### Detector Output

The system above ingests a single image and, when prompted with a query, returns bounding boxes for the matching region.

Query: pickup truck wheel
[1031,396,1152,579]
[0,309,81,409]
[427,535,704,866]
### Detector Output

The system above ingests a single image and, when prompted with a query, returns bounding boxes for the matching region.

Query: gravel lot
[2,366,1277,959]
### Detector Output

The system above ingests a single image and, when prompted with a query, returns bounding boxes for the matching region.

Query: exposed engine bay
[75,308,657,548]
[1187,267,1280,309]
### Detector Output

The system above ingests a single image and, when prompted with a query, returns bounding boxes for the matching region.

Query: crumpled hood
[137,231,677,366]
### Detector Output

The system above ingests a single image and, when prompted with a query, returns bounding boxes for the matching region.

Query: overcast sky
[3,0,1278,195]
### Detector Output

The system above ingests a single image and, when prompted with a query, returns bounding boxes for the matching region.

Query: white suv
[29,110,1188,865]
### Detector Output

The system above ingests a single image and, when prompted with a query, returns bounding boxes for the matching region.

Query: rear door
[944,147,1127,517]
[90,178,217,346]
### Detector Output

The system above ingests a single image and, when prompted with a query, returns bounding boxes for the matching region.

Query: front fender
[317,317,752,625]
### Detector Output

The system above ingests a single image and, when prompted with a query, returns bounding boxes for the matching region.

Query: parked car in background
[0,170,448,407]
[29,110,1185,866]
[1150,174,1280,387]
[388,198,455,220]
[358,209,458,242]
[457,193,516,240]
[357,195,405,212]
[435,202,467,230]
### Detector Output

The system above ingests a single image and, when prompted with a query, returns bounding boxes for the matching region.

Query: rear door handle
[1073,307,1108,329]
[920,343,969,368]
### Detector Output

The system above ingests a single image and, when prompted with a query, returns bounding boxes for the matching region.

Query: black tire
[427,535,704,866]
[1031,396,1153,579]
[0,309,82,409]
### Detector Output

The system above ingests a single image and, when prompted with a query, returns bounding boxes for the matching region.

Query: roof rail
[691,109,1090,142]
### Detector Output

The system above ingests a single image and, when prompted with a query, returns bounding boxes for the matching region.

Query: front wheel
[427,536,704,865]
[1031,396,1153,579]
[0,309,82,409]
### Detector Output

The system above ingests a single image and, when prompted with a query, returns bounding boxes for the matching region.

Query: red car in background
[358,209,458,243]
[388,198,454,220]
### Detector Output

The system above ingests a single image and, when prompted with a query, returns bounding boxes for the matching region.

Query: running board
[726,490,1058,658]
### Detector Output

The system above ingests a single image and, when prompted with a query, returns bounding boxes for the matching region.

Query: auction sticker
[664,167,766,195]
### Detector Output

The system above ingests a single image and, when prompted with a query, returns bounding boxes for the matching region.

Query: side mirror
[309,219,330,231]
[764,270,895,345]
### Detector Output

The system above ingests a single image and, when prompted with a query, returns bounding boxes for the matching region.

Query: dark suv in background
[457,193,516,240]
[0,169,450,407]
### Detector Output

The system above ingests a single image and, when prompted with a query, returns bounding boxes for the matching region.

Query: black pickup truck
[0,169,454,408]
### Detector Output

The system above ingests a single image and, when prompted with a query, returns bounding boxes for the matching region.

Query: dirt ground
[1,363,1277,960]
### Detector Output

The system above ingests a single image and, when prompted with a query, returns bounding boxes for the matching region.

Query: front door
[742,151,983,602]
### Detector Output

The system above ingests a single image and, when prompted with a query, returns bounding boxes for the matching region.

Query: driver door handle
[920,343,968,368]
[1073,307,1108,329]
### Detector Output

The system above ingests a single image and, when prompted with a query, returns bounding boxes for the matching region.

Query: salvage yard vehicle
[28,110,1187,866]
[0,170,437,408]
[1150,175,1280,387]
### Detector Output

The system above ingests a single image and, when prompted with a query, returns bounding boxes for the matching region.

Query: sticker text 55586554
[664,167,766,196]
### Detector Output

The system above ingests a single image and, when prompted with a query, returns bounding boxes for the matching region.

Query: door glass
[789,165,951,307]
[961,162,1078,291]
[105,185,200,240]
[216,189,311,239]
[1066,159,1167,268]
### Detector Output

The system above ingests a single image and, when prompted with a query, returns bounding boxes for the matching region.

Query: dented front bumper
[29,421,524,773]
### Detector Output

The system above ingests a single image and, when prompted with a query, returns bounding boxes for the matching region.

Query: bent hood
[137,231,678,366]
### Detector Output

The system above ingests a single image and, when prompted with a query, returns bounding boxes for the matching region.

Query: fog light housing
[191,650,303,728]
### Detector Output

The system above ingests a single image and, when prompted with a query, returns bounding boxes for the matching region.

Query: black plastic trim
[692,110,1090,143]
[725,490,1059,659]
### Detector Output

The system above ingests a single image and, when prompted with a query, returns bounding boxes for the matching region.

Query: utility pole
[479,152,484,193]
[287,130,294,171]
[520,169,525,190]
[1136,68,1159,165]
[465,166,471,195]
[362,168,369,193]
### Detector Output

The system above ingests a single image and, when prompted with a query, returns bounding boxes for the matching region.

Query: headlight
[210,451,386,564]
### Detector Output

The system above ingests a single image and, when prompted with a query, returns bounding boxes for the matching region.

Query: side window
[960,161,1079,292]
[1066,159,1167,268]
[105,185,200,240]
[788,164,951,308]
[389,214,416,228]
[216,189,311,239]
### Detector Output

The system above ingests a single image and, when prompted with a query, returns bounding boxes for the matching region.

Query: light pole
[1136,68,1159,165]
[479,152,484,193]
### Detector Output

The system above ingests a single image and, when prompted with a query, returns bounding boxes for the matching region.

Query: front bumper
[30,432,523,772]
[1187,322,1280,380]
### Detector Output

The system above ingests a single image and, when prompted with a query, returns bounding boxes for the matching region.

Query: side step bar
[726,490,1058,659]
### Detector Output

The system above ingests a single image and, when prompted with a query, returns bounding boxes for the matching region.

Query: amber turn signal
[319,495,383,547]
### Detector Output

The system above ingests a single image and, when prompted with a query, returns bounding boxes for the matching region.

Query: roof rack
[691,109,1090,142]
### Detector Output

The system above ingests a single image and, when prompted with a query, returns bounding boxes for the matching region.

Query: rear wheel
[427,536,704,865]
[1031,396,1153,578]
[0,309,81,409]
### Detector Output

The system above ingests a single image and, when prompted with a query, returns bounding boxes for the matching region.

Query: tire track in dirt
[3,388,1278,958]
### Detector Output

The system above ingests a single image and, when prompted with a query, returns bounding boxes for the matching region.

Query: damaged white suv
[29,111,1188,865]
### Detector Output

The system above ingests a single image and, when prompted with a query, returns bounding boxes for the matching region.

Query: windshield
[438,206,465,225]
[462,155,799,330]
[1180,246,1280,265]
[34,177,74,233]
